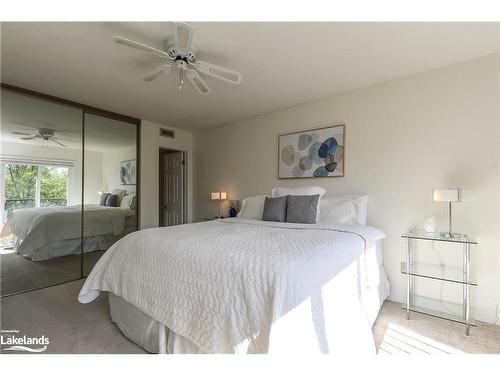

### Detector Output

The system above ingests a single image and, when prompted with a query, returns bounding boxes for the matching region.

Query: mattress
[108,240,390,354]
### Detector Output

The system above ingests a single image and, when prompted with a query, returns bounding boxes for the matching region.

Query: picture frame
[120,159,136,185]
[278,124,345,179]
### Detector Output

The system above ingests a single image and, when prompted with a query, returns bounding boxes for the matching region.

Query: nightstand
[401,231,477,335]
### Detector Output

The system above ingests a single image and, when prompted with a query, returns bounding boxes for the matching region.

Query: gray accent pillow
[286,194,320,224]
[262,196,287,222]
[105,194,119,207]
[99,193,110,206]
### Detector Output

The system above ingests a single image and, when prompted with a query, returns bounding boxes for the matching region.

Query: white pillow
[271,186,326,221]
[237,195,267,220]
[111,188,127,204]
[120,194,136,209]
[318,194,368,225]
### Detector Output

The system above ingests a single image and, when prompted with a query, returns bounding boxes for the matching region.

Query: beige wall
[139,120,193,229]
[193,54,500,323]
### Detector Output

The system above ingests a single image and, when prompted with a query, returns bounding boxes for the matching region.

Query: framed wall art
[278,124,344,179]
[120,159,136,185]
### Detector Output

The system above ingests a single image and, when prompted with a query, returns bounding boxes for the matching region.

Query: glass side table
[401,231,478,335]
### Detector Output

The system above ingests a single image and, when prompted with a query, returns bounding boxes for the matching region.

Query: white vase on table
[423,216,436,233]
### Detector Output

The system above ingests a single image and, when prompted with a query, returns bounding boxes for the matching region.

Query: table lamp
[211,191,227,218]
[433,188,461,238]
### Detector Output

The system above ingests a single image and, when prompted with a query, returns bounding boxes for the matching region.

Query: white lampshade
[433,188,461,202]
[220,192,227,200]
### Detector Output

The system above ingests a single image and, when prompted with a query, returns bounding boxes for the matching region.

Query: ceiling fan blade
[20,137,38,140]
[51,139,67,147]
[114,36,169,59]
[53,137,78,142]
[186,69,211,95]
[142,64,172,82]
[13,132,34,136]
[195,61,242,84]
[174,23,195,49]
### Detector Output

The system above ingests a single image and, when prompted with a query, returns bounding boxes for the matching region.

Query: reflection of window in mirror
[1,163,75,225]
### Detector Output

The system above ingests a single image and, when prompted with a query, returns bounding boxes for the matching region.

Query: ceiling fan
[13,128,76,147]
[113,23,242,95]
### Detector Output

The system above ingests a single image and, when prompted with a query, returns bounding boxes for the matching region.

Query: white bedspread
[79,218,386,354]
[1,205,134,259]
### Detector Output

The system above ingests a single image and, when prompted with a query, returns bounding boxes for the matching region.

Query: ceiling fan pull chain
[179,68,184,90]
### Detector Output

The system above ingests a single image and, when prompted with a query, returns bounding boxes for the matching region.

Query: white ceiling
[1,22,498,129]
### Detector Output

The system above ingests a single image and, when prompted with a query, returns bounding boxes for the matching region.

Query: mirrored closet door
[0,89,83,296]
[82,113,138,276]
[0,85,140,296]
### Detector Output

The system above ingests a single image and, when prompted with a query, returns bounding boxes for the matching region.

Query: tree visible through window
[3,163,69,221]
[39,166,69,207]
[4,164,37,212]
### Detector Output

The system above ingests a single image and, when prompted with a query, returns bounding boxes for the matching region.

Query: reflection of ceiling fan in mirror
[114,22,242,95]
[13,128,78,147]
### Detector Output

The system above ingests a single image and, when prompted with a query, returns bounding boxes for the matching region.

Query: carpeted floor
[1,251,104,296]
[1,279,499,354]
[0,279,145,354]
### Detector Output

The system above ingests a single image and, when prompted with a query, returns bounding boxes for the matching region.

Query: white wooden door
[162,151,184,226]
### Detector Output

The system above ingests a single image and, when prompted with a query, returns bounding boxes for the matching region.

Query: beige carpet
[1,250,105,296]
[1,279,499,354]
[0,279,145,354]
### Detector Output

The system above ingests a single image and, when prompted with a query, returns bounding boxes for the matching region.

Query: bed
[79,217,390,354]
[1,204,136,261]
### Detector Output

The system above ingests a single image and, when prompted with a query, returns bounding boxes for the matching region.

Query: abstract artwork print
[278,125,344,178]
[120,159,136,185]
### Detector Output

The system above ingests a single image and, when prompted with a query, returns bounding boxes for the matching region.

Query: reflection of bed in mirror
[1,195,136,261]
